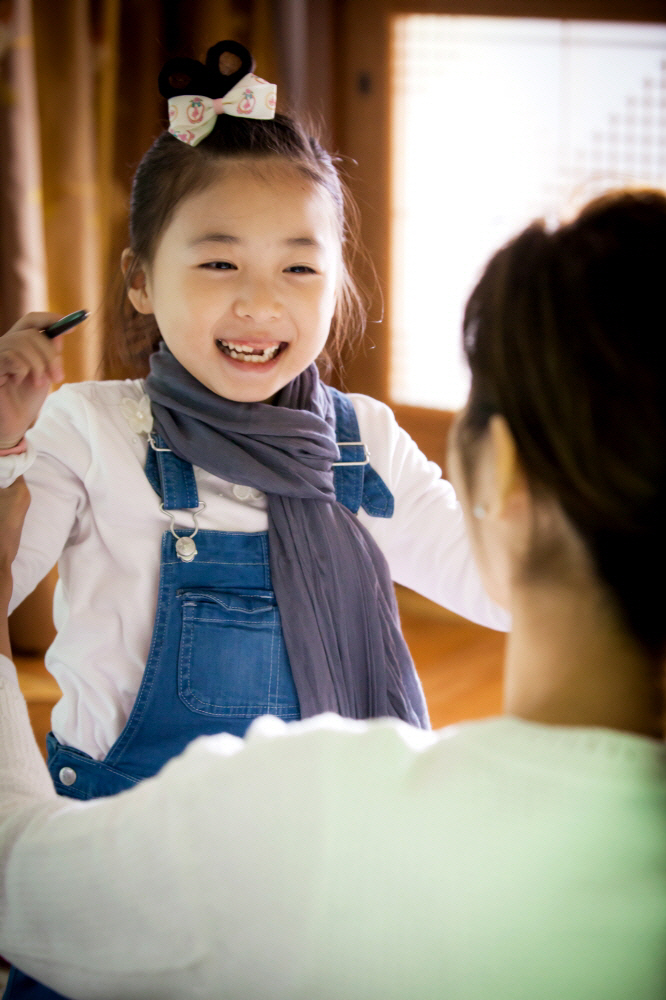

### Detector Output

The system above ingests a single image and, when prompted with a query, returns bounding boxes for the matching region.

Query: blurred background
[2,0,665,742]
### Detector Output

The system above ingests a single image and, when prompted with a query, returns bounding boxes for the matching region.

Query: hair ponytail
[461,190,666,657]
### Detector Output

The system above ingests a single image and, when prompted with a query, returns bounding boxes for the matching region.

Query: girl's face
[129,160,340,402]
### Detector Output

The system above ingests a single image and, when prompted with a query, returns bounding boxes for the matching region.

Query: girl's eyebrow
[188,234,323,249]
[189,233,239,247]
[285,236,323,249]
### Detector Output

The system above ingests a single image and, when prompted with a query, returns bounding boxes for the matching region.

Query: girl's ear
[121,249,154,316]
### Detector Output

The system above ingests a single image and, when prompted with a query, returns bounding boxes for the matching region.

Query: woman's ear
[487,415,529,521]
[121,249,154,315]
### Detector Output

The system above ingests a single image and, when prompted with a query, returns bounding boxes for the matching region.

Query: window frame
[336,0,666,466]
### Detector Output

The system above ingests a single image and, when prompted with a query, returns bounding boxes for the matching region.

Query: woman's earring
[473,504,487,520]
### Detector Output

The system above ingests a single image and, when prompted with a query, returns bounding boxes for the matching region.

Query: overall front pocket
[177,589,300,719]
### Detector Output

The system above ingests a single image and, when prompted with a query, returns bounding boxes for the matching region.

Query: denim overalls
[5,390,394,999]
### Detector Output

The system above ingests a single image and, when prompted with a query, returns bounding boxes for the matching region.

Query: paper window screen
[390,15,666,410]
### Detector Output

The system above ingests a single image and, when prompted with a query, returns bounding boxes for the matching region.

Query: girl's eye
[201,261,236,270]
[286,265,316,274]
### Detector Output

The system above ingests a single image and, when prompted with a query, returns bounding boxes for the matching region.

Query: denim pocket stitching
[178,591,297,717]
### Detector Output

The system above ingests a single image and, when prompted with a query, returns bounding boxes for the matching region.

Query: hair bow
[168,75,277,145]
[158,41,277,148]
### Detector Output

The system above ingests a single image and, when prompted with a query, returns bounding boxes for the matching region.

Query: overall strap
[329,386,394,518]
[144,433,200,510]
[144,398,392,516]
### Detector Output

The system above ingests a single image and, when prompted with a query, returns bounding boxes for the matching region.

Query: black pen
[42,310,89,339]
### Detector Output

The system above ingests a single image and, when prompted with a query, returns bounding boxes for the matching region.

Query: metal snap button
[59,766,77,787]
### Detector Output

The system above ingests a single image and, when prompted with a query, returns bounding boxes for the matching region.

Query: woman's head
[454,190,666,658]
[111,43,365,386]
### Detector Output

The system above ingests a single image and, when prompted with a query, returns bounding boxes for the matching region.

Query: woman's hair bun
[158,41,255,101]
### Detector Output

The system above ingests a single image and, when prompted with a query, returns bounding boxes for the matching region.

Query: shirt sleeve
[8,385,92,614]
[351,394,509,631]
[0,439,37,489]
[0,707,361,997]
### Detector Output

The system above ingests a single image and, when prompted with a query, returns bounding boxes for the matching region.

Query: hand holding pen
[41,310,89,340]
[0,310,88,450]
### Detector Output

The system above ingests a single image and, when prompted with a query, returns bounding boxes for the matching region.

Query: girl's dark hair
[459,189,666,658]
[106,88,365,378]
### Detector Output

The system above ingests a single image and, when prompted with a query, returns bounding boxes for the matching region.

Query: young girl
[0,41,505,804]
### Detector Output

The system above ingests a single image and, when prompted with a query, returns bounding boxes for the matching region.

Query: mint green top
[1,657,664,999]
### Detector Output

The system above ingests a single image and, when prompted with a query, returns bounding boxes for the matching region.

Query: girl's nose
[233,280,282,322]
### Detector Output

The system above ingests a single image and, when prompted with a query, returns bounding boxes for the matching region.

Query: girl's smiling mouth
[216,339,286,364]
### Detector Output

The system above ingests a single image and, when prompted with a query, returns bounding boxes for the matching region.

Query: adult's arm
[0,665,370,999]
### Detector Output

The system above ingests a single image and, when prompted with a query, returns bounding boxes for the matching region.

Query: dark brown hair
[459,189,666,657]
[104,112,366,379]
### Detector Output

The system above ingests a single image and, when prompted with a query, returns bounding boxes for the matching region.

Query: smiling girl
[135,161,340,400]
[0,41,506,804]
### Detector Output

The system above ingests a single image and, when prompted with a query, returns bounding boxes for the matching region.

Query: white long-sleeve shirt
[3,380,507,759]
[0,655,664,999]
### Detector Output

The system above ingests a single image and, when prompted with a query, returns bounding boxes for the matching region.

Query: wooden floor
[397,586,505,728]
[15,587,505,758]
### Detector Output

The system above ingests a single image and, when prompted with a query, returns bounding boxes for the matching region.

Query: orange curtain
[0,0,48,327]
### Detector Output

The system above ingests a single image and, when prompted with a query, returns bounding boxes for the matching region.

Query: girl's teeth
[219,340,281,363]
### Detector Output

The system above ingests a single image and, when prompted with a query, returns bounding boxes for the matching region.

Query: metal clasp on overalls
[148,434,171,452]
[331,441,370,467]
[160,502,206,562]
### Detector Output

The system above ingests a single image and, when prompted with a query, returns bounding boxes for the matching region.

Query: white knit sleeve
[9,385,92,613]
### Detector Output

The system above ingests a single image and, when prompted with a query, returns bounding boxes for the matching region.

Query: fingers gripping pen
[0,311,89,454]
[42,310,89,339]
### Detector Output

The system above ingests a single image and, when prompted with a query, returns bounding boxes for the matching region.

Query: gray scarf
[145,344,428,727]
